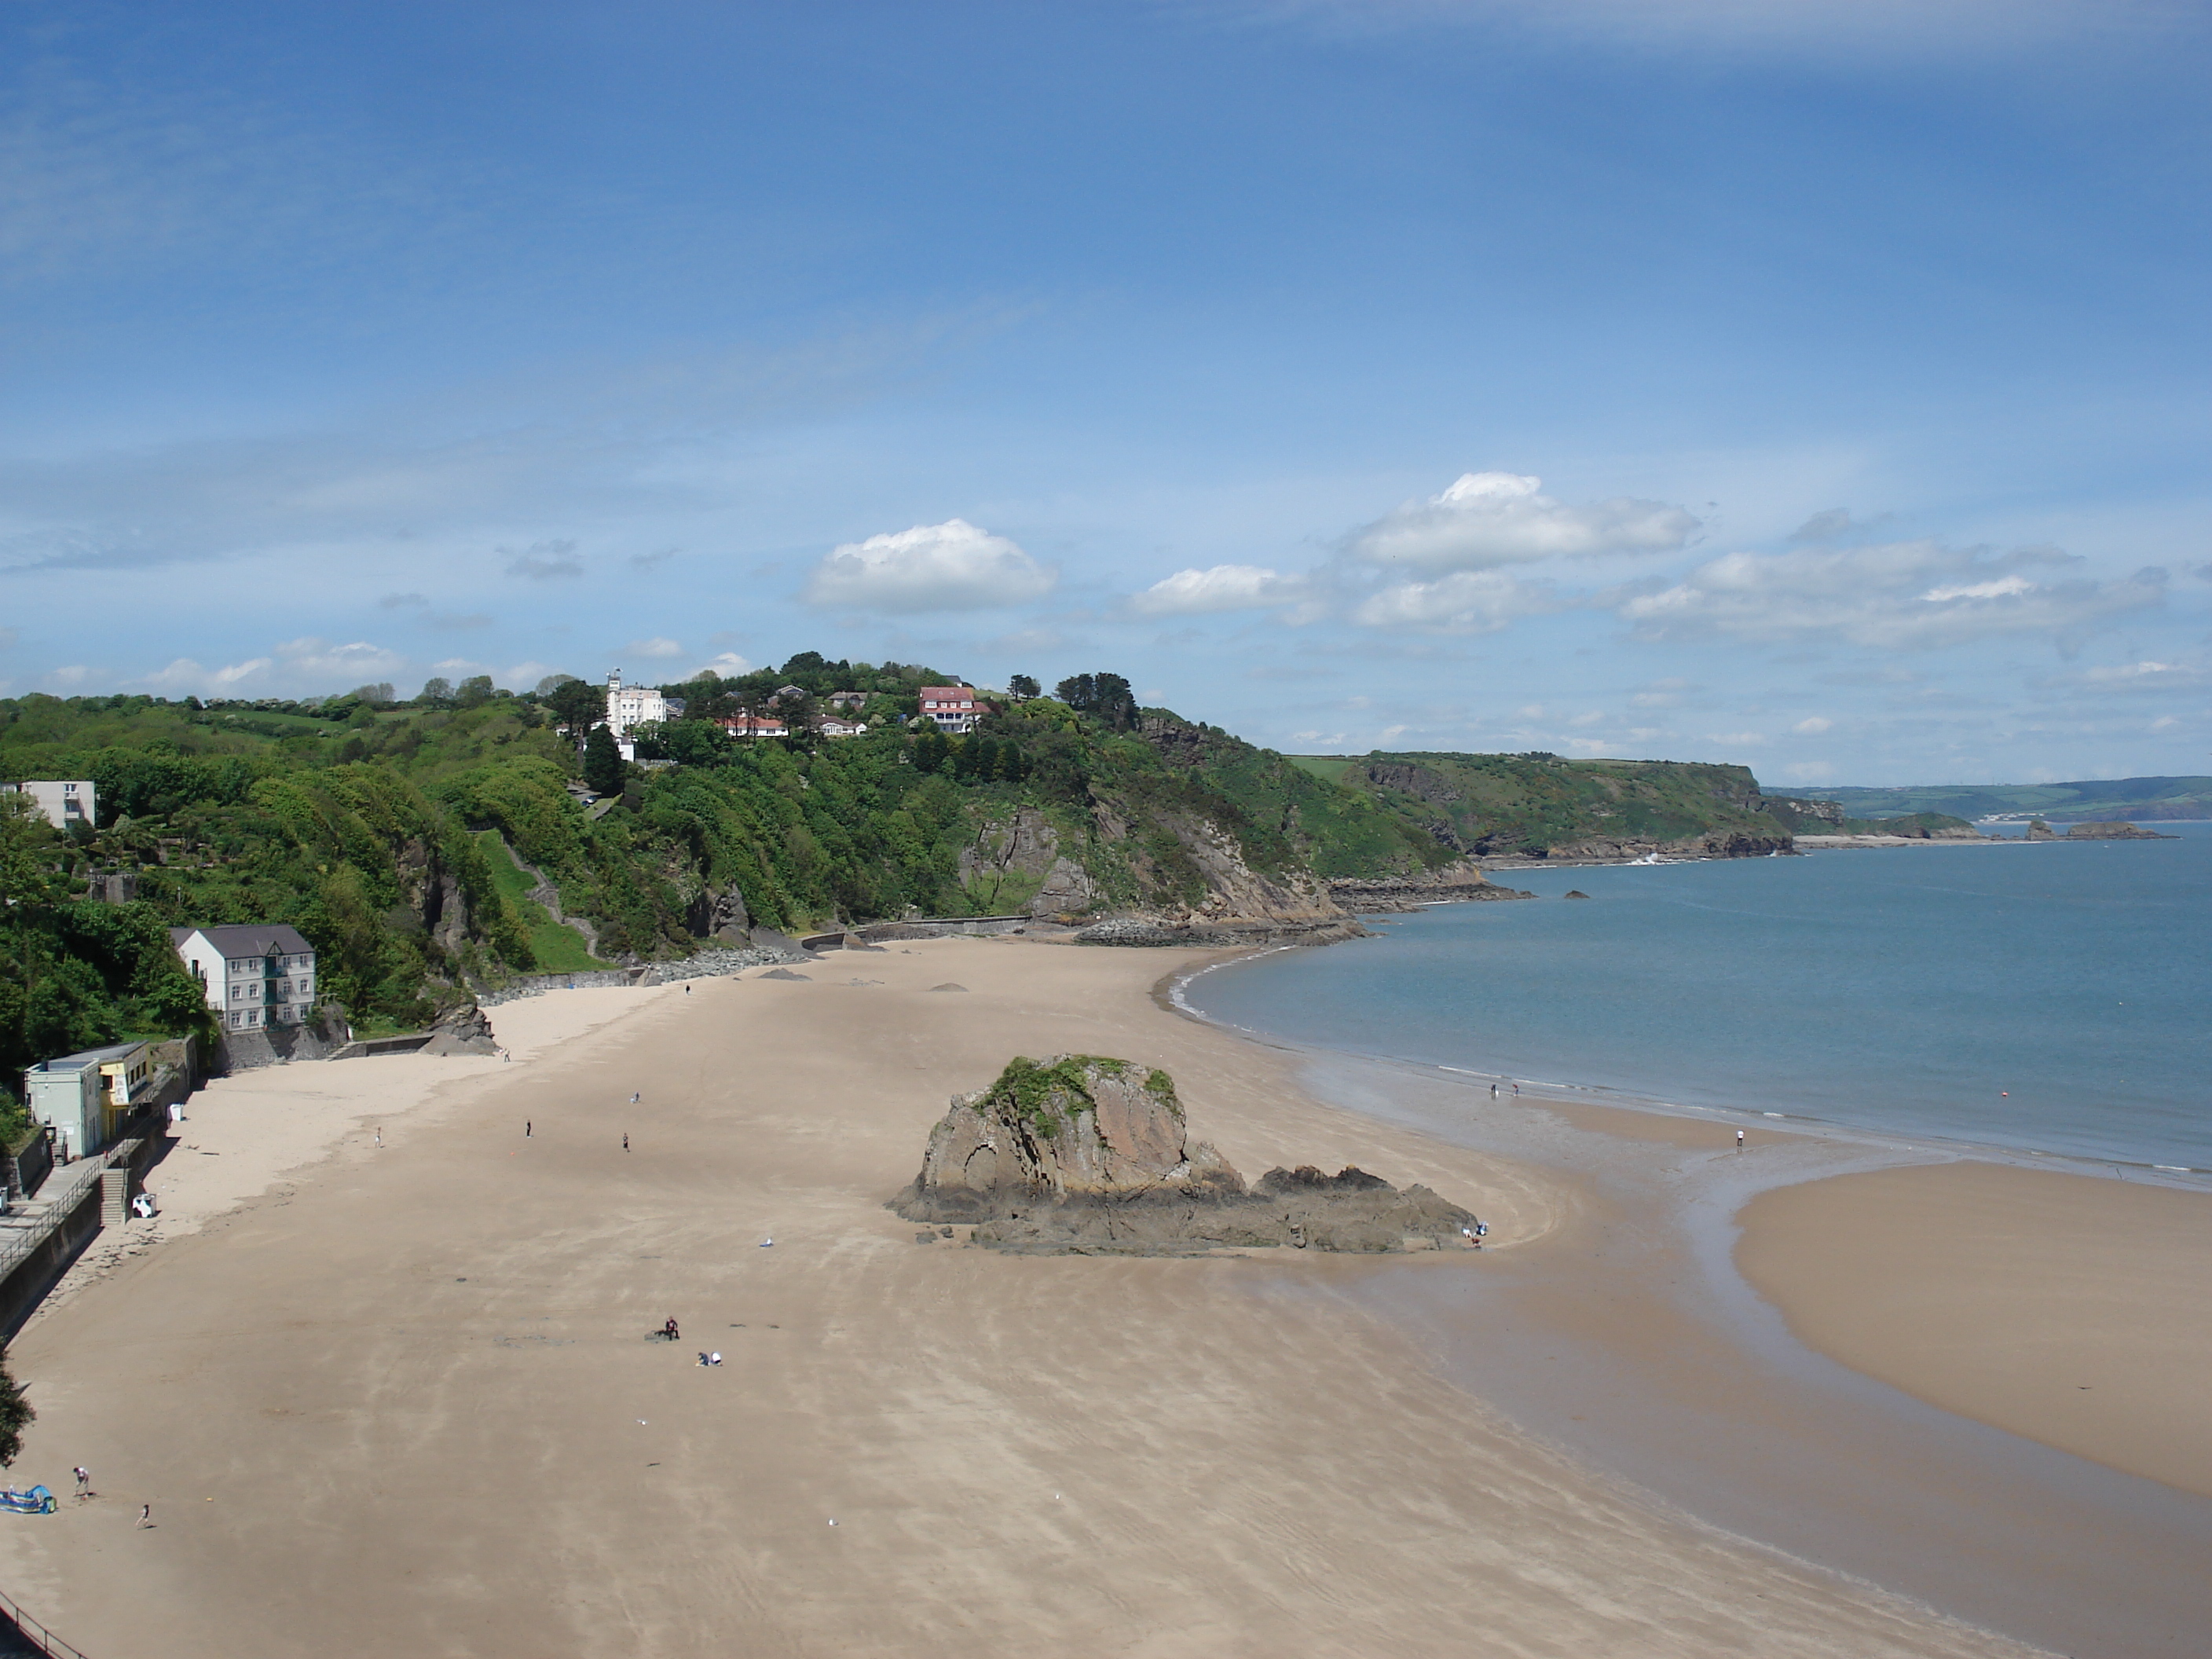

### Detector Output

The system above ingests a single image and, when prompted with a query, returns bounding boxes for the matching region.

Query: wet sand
[1275,1050,2212,1659]
[1738,1159,2212,1500]
[0,939,2043,1658]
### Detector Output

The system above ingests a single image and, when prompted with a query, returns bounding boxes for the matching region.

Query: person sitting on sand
[663,1317,680,1342]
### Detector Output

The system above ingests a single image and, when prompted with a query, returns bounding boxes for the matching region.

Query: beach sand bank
[1738,1159,2212,1500]
[0,938,2044,1658]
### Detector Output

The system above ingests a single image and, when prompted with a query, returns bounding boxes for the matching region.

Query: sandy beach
[0,936,2192,1656]
[1738,1159,2212,1500]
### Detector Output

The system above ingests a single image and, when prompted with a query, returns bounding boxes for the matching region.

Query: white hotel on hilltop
[602,670,668,760]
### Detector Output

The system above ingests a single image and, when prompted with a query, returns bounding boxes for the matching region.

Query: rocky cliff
[895,1056,1483,1254]
[1327,856,1534,910]
[2062,821,2174,840]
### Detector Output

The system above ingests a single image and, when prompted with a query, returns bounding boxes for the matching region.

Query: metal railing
[0,1582,86,1658]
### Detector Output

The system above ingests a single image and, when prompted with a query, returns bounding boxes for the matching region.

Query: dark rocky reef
[1328,856,1533,913]
[2061,821,2174,840]
[894,1056,1481,1255]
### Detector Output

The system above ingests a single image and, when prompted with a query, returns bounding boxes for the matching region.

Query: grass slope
[474,831,608,971]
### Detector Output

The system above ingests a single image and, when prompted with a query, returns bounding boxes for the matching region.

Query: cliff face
[1338,753,1791,860]
[961,796,1359,941]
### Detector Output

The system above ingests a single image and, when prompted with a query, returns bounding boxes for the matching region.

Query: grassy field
[476,830,609,972]
[1284,755,1355,784]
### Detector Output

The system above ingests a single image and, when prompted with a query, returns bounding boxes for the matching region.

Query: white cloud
[2032,658,2212,696]
[1353,569,1556,633]
[1793,716,1833,734]
[1252,1,2183,61]
[142,657,271,693]
[430,657,486,675]
[804,518,1054,612]
[1350,471,1697,573]
[1708,730,1768,746]
[273,637,408,682]
[48,665,90,687]
[1629,677,1700,709]
[1617,540,2165,649]
[690,651,753,679]
[625,637,685,659]
[504,539,584,580]
[1130,564,1306,615]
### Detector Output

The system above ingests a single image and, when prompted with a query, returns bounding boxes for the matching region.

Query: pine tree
[583,723,624,796]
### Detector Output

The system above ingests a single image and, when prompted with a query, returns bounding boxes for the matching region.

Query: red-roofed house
[917,686,983,734]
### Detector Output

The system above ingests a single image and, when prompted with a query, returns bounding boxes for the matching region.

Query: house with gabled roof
[170,924,317,1032]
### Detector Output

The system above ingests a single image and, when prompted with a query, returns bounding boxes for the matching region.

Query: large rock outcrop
[419,1001,500,1056]
[2061,821,2173,840]
[904,1056,1239,1214]
[895,1056,1482,1254]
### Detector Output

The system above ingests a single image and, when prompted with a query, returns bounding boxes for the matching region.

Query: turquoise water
[1185,824,2212,1170]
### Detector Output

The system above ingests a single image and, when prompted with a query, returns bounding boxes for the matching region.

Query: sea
[1182,822,2212,1174]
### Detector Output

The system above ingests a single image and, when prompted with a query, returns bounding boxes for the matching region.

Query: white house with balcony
[170,925,318,1031]
[2,779,96,830]
[916,687,984,734]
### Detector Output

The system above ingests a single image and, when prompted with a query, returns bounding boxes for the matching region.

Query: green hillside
[1804,776,2212,822]
[2,664,1831,1091]
[1306,751,1790,857]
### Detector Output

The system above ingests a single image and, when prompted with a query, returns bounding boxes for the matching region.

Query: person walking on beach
[622,1133,629,1152]
[630,1092,640,1104]
[137,1503,151,1529]
[374,1126,382,1147]
[1511,1082,1519,1097]
[526,1121,532,1137]
[1736,1129,1745,1150]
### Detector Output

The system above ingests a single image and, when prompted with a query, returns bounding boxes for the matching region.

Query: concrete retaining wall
[853,916,1030,942]
[0,1177,104,1342]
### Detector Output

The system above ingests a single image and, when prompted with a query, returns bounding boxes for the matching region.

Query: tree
[1055,671,1137,731]
[349,682,396,705]
[418,677,455,707]
[0,1350,32,1467]
[456,675,495,709]
[545,677,607,738]
[1007,674,1039,701]
[665,720,727,767]
[582,724,624,795]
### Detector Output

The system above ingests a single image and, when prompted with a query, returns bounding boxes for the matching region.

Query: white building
[170,925,318,1032]
[602,670,668,740]
[24,1039,156,1159]
[917,686,983,734]
[2,780,96,830]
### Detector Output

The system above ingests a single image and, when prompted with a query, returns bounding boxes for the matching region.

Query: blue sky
[2,0,2207,786]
